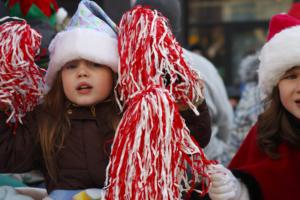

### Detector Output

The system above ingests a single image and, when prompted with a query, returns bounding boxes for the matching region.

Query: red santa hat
[288,2,300,19]
[258,13,300,99]
[104,6,213,200]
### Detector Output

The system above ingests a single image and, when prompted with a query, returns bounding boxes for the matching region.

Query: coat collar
[66,101,113,120]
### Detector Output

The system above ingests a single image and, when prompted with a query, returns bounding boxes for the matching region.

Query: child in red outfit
[207,13,300,200]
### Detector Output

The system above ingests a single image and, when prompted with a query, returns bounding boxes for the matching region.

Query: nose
[77,61,89,78]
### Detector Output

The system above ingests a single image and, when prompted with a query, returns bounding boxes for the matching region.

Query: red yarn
[0,18,45,129]
[104,7,213,200]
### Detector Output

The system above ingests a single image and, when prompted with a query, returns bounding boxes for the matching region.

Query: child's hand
[176,98,204,111]
[176,78,205,111]
[176,102,189,111]
[207,164,242,200]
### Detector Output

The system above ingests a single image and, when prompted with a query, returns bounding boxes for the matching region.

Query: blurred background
[56,0,293,86]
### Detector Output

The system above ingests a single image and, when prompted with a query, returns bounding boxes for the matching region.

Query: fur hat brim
[258,25,300,99]
[45,27,118,92]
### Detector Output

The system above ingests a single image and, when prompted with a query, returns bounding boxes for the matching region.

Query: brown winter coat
[0,101,211,193]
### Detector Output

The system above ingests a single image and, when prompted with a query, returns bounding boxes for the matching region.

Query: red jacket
[229,124,300,200]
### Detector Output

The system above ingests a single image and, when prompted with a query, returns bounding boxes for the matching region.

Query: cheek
[97,75,113,96]
[279,91,287,107]
[105,77,114,94]
[278,83,291,109]
[61,72,73,98]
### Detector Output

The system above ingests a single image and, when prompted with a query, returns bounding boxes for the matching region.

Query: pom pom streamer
[0,17,44,128]
[104,7,213,200]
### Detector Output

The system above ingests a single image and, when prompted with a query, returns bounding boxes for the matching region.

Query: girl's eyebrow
[64,60,79,66]
[284,70,293,75]
[282,71,294,78]
[282,68,300,78]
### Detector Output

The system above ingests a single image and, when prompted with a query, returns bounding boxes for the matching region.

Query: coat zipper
[90,105,96,117]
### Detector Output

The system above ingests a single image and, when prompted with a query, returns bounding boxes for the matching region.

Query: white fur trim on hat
[258,25,300,99]
[45,27,118,92]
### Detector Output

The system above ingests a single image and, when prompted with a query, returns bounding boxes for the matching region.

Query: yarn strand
[0,18,44,129]
[105,7,213,200]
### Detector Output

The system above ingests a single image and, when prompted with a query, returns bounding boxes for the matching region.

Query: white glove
[207,164,249,200]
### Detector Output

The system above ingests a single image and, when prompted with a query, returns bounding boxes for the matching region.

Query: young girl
[0,1,211,199]
[1,0,119,199]
[207,13,300,200]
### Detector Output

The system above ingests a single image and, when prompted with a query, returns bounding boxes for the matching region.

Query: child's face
[278,66,300,119]
[61,59,113,106]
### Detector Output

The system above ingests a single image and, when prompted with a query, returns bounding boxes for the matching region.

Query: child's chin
[71,100,98,107]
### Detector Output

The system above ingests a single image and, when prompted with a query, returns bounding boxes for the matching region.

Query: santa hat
[288,2,300,19]
[258,13,300,99]
[104,6,213,200]
[44,0,118,93]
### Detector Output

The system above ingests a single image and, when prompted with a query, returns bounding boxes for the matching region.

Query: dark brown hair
[38,72,70,180]
[38,69,120,181]
[257,86,300,159]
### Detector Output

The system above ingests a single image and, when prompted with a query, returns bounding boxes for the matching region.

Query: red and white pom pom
[104,7,213,200]
[0,17,45,127]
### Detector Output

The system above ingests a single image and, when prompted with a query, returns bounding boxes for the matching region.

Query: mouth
[76,83,93,94]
